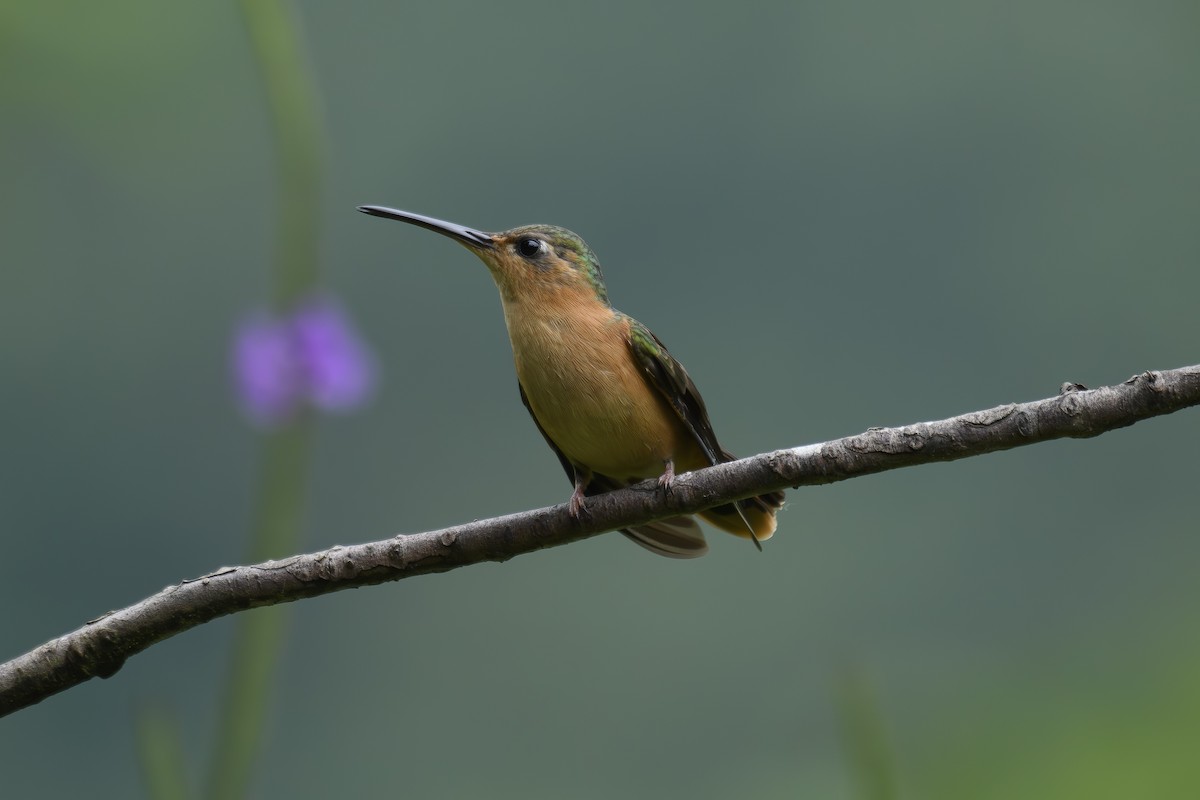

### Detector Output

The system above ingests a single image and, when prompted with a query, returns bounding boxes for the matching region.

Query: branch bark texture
[3,366,1197,717]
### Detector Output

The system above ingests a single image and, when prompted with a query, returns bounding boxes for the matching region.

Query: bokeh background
[2,1,1198,797]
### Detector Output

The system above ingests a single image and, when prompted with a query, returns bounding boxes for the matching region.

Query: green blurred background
[2,1,1198,797]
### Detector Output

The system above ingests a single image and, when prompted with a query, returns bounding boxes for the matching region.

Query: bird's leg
[569,465,593,518]
[657,458,676,493]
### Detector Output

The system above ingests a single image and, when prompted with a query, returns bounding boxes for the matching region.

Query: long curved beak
[357,205,495,249]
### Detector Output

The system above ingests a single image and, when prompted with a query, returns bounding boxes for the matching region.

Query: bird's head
[359,206,610,307]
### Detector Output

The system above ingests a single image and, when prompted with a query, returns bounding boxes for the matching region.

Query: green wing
[626,315,784,550]
[625,316,723,466]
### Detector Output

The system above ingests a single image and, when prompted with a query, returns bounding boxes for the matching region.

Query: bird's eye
[516,238,543,258]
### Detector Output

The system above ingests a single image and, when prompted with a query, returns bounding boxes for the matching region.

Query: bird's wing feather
[626,317,783,546]
[620,520,708,558]
[625,317,723,465]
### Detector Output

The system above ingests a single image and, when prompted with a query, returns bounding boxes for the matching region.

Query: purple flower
[232,294,377,428]
[291,296,377,411]
[233,312,301,427]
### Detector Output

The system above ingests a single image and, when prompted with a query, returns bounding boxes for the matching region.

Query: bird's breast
[503,302,688,480]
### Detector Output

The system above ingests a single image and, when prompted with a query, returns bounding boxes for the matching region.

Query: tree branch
[3,366,1197,717]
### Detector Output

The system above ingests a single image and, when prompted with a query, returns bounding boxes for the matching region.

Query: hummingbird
[359,206,784,558]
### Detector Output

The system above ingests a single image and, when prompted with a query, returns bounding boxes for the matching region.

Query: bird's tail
[698,449,785,542]
[699,494,783,540]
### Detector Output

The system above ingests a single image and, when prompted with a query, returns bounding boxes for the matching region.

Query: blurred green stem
[208,424,313,800]
[246,419,315,564]
[240,0,325,309]
[208,0,326,797]
[138,706,192,800]
[836,665,899,800]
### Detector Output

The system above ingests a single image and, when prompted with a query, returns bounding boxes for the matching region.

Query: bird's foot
[568,466,593,519]
[657,459,676,493]
[568,483,590,519]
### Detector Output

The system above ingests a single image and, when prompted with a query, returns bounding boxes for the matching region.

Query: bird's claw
[657,459,676,493]
[568,487,590,519]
